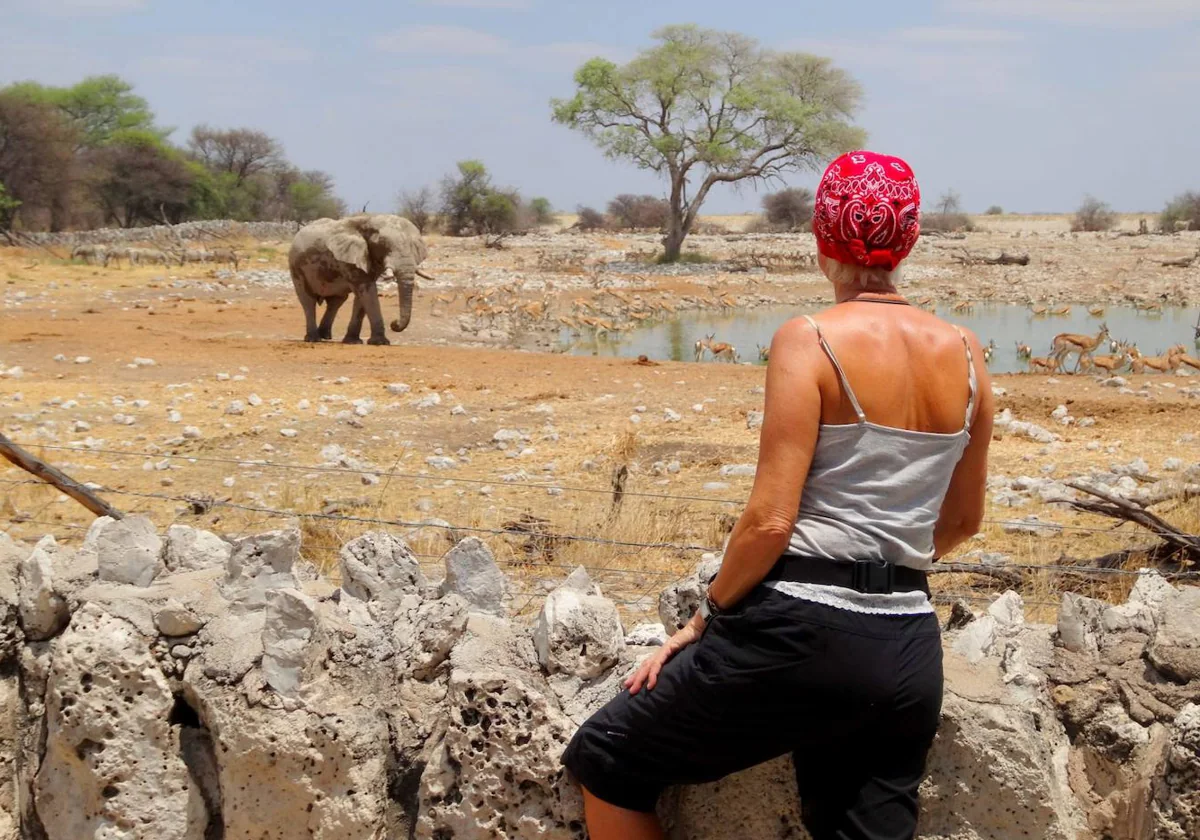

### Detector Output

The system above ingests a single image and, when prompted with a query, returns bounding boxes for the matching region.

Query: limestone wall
[14,220,300,248]
[1,521,1198,839]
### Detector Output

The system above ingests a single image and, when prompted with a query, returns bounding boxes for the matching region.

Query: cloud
[945,0,1200,27]
[1,0,146,13]
[372,27,626,72]
[894,26,1024,44]
[373,24,512,57]
[417,0,531,7]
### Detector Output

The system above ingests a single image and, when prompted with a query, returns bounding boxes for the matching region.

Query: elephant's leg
[360,282,391,346]
[295,283,322,343]
[319,295,347,340]
[342,296,366,345]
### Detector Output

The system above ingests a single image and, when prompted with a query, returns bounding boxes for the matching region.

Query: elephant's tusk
[416,269,436,282]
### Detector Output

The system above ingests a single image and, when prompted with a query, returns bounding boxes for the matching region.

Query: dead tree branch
[0,432,124,520]
[952,248,1030,266]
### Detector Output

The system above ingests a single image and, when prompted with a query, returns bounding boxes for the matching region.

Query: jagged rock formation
[0,518,1198,839]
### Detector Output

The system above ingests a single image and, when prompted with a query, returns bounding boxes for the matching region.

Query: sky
[2,0,1198,215]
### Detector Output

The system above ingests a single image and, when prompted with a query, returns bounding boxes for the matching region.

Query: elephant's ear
[326,232,370,273]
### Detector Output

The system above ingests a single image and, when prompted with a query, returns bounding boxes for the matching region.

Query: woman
[562,151,994,840]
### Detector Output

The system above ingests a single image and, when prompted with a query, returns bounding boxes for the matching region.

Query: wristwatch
[697,588,723,623]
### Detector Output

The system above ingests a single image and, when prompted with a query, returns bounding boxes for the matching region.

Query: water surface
[562,304,1200,374]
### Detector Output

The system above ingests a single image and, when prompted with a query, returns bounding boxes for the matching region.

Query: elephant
[289,214,427,345]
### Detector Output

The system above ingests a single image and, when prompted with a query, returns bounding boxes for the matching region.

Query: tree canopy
[552,24,864,259]
[0,75,344,231]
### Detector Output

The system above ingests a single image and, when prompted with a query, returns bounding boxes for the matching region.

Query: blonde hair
[821,257,902,292]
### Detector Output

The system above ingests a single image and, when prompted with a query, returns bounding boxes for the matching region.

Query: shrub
[439,161,527,236]
[985,205,1004,215]
[529,197,555,226]
[657,250,713,265]
[762,187,814,230]
[606,194,669,230]
[1071,195,1117,232]
[1160,191,1200,233]
[398,186,434,233]
[575,206,605,231]
[923,189,974,233]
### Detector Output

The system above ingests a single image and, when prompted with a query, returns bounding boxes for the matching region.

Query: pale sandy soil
[2,225,1198,622]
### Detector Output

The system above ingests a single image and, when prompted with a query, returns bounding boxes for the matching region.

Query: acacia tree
[188,126,282,187]
[552,25,864,261]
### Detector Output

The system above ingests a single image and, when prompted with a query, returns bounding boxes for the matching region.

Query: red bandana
[813,151,921,271]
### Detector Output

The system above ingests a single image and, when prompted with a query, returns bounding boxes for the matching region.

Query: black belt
[763,555,930,596]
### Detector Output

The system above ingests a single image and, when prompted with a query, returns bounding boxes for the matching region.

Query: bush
[438,161,528,236]
[762,187,814,230]
[923,189,974,233]
[606,194,669,230]
[575,206,605,231]
[743,214,780,234]
[657,250,713,265]
[529,197,555,226]
[1071,195,1117,232]
[398,186,434,233]
[1160,191,1200,233]
[985,205,1004,215]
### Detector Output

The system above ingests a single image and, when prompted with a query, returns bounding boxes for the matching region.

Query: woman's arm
[625,321,821,694]
[932,330,994,557]
[706,320,822,610]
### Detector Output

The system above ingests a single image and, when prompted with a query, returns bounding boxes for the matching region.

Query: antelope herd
[70,243,241,269]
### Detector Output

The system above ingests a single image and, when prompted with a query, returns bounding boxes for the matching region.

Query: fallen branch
[952,249,1030,266]
[1161,249,1199,269]
[1063,481,1200,559]
[930,563,1024,587]
[0,432,123,520]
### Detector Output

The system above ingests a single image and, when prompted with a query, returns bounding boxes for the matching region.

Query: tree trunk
[662,169,687,263]
[662,222,685,263]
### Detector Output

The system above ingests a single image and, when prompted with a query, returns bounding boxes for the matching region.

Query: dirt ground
[2,217,1198,623]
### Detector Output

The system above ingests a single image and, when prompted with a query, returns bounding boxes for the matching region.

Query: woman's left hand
[624,612,706,695]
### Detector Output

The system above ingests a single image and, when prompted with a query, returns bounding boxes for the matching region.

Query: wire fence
[3,436,1197,621]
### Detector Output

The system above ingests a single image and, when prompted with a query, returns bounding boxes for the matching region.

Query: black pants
[562,587,943,840]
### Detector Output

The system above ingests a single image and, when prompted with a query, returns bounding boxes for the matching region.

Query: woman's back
[780,302,987,582]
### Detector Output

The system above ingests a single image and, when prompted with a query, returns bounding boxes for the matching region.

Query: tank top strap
[954,327,978,429]
[803,315,867,424]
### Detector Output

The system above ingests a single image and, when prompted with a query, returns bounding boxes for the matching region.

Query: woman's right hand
[624,612,706,695]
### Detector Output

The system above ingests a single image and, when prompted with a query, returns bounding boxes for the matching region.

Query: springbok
[698,334,737,363]
[1051,323,1109,374]
[757,343,770,362]
[1087,305,1105,317]
[1015,341,1032,359]
[1029,303,1049,317]
[1049,305,1072,316]
[1029,355,1060,374]
[951,300,974,314]
[693,338,706,362]
[1129,347,1180,374]
[1084,352,1131,375]
[982,339,997,364]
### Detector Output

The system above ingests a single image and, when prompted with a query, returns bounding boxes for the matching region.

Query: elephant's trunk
[390,273,415,333]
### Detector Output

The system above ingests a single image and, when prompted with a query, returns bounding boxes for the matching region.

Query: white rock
[625,622,669,646]
[262,588,326,698]
[440,538,508,616]
[533,567,624,679]
[247,393,263,407]
[163,524,231,572]
[225,400,246,416]
[663,408,682,422]
[279,428,298,438]
[96,515,164,587]
[182,425,202,439]
[154,600,204,636]
[414,393,441,409]
[746,410,764,430]
[387,383,411,394]
[719,464,756,478]
[17,535,70,641]
[74,356,91,364]
[425,456,457,469]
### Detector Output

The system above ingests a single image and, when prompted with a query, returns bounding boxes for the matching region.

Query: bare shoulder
[770,315,823,354]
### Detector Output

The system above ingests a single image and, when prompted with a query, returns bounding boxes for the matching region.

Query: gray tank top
[765,314,977,615]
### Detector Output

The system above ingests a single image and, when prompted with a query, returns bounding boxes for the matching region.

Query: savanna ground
[2,213,1198,624]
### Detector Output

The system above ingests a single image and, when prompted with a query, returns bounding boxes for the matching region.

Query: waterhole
[561,304,1200,374]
